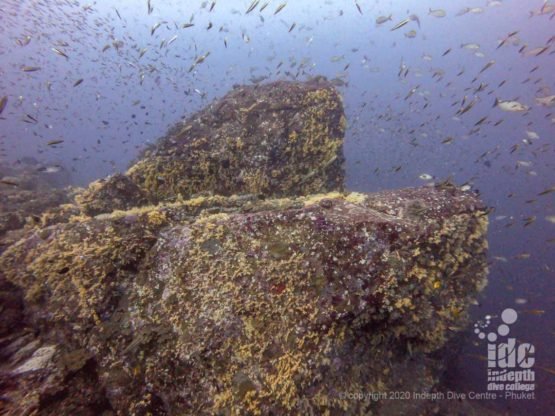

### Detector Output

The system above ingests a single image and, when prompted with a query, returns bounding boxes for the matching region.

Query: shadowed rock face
[77,78,346,215]
[0,80,490,416]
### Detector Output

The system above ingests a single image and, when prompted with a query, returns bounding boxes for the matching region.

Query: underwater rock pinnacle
[0,79,490,415]
[76,78,346,216]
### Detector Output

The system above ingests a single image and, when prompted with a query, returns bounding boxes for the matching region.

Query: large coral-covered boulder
[77,78,346,216]
[0,186,488,415]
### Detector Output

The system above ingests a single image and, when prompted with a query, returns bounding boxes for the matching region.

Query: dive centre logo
[474,308,535,397]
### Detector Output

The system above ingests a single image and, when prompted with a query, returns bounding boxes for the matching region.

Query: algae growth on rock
[0,79,490,416]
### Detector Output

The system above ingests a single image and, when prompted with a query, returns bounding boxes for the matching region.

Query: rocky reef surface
[0,161,74,253]
[0,79,490,415]
[75,78,346,216]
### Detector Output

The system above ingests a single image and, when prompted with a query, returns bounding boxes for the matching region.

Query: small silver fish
[274,2,286,15]
[21,66,41,72]
[535,94,555,107]
[538,186,555,196]
[37,165,62,173]
[479,60,495,74]
[0,178,19,186]
[167,35,178,45]
[151,22,162,36]
[428,8,446,17]
[461,43,480,50]
[246,0,260,14]
[16,35,32,47]
[390,18,410,31]
[526,131,539,140]
[524,46,550,56]
[51,47,69,59]
[375,15,392,25]
[495,98,529,112]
